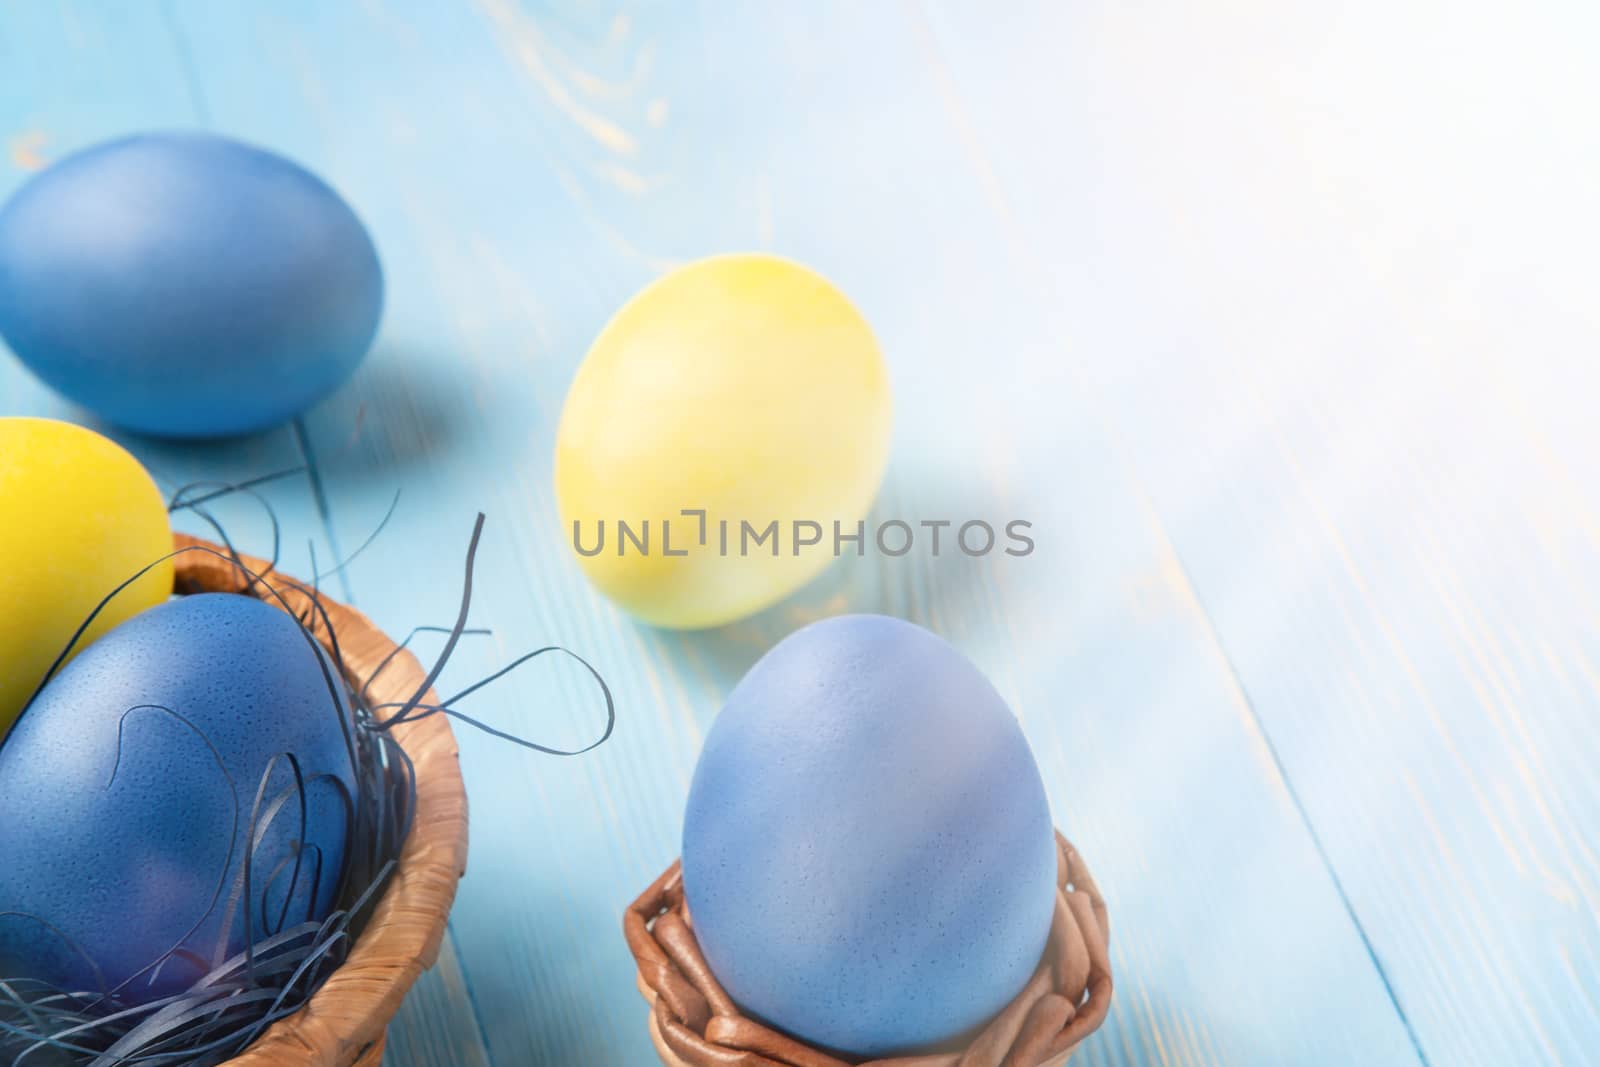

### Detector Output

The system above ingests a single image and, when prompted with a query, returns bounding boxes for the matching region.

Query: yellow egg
[556,254,892,629]
[0,417,174,734]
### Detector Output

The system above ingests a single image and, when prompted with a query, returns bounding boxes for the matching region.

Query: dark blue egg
[0,133,382,438]
[682,614,1058,1057]
[0,594,357,1002]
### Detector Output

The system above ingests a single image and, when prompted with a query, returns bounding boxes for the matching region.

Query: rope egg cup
[625,832,1112,1067]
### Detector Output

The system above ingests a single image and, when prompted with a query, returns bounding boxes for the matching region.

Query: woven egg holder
[625,832,1112,1067]
[172,534,470,1067]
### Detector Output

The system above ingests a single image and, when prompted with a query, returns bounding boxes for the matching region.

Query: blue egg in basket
[0,594,358,1002]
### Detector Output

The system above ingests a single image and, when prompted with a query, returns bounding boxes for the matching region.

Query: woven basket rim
[172,534,469,1067]
[624,830,1113,1067]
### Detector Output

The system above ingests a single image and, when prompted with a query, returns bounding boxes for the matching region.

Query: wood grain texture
[1,1,1593,1065]
[154,3,1423,1064]
[916,3,1600,1065]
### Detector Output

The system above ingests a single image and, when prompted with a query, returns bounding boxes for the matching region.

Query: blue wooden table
[4,3,1598,1065]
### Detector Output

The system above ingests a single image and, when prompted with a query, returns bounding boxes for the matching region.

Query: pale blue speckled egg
[682,614,1057,1057]
[0,594,356,1002]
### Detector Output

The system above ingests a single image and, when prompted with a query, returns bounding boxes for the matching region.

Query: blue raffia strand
[0,495,615,1067]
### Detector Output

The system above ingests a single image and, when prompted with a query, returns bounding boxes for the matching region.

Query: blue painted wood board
[1,3,1595,1065]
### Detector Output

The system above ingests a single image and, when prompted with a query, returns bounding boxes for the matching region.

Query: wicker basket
[171,534,469,1067]
[625,831,1112,1067]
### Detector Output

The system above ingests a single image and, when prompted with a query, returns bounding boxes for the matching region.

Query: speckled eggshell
[0,132,383,437]
[0,594,356,1002]
[681,614,1058,1058]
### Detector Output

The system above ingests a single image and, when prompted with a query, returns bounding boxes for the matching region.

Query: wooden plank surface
[1,2,1594,1065]
[915,4,1600,1064]
[156,3,1422,1064]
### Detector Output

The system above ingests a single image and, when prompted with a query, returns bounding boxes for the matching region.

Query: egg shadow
[91,417,298,483]
[639,454,1023,694]
[300,342,505,484]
